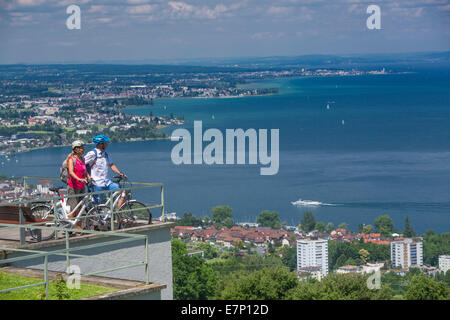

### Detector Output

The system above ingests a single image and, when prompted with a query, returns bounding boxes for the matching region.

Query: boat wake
[291,199,336,207]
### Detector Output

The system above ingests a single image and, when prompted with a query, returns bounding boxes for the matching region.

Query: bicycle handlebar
[112,175,128,183]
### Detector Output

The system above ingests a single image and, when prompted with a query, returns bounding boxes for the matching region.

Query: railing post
[145,236,149,284]
[65,230,70,272]
[22,177,27,198]
[110,191,115,231]
[19,207,25,245]
[44,255,49,300]
[53,198,58,240]
[161,184,165,222]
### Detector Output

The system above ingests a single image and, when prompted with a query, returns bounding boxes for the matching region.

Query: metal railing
[5,176,165,243]
[0,176,166,299]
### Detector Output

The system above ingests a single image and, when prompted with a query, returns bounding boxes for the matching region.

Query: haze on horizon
[0,0,449,64]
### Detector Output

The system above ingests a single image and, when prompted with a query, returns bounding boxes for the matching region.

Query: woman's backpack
[60,156,76,185]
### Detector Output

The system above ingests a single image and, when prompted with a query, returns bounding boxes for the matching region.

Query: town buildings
[335,262,384,275]
[171,225,294,251]
[296,266,324,281]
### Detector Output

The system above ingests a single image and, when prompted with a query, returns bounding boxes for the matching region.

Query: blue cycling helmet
[92,135,111,144]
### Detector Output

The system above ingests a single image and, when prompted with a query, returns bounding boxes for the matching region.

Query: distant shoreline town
[0,64,393,156]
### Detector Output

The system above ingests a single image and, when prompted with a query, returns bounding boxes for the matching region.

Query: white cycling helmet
[72,140,85,150]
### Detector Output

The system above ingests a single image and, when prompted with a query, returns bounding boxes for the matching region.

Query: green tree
[203,216,211,225]
[177,213,203,227]
[405,274,448,300]
[403,216,416,238]
[192,242,219,260]
[223,217,234,229]
[328,241,390,271]
[363,225,373,234]
[326,222,335,233]
[315,222,325,232]
[286,273,392,300]
[422,232,450,266]
[338,222,349,230]
[216,267,298,300]
[257,210,281,229]
[172,239,218,300]
[358,223,364,233]
[278,246,297,271]
[334,254,348,269]
[211,206,233,227]
[359,249,370,264]
[300,211,316,232]
[374,215,394,237]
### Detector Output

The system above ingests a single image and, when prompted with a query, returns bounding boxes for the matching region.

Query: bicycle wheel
[86,204,122,231]
[119,200,152,225]
[28,204,56,241]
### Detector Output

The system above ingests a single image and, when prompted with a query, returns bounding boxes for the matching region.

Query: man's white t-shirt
[84,148,113,187]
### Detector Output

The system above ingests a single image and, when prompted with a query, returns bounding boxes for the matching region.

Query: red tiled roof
[364,239,390,245]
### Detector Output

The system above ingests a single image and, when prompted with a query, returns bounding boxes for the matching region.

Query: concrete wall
[118,291,161,300]
[6,222,174,300]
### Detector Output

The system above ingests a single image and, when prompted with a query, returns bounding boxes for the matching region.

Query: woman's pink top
[68,156,87,190]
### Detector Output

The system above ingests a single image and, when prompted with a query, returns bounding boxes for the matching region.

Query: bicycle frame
[54,191,92,227]
[102,190,126,208]
[41,179,135,232]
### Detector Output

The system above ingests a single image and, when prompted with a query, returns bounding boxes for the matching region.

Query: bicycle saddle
[49,187,63,193]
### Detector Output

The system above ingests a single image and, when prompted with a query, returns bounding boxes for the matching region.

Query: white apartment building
[297,238,328,277]
[438,255,450,273]
[391,238,423,270]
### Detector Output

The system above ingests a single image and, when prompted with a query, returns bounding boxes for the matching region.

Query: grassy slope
[0,271,117,300]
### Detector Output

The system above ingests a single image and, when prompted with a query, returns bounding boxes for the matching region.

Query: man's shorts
[92,182,120,204]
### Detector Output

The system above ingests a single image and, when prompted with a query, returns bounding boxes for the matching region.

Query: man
[84,135,127,209]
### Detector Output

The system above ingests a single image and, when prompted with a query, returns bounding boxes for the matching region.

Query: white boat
[291,199,322,206]
[170,136,182,141]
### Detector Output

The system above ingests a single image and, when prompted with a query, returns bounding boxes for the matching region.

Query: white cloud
[251,31,285,40]
[168,1,193,13]
[127,0,152,4]
[168,1,230,19]
[16,0,45,6]
[348,4,359,13]
[96,17,113,23]
[57,0,91,6]
[267,6,290,16]
[438,4,450,10]
[2,0,45,10]
[414,7,424,17]
[390,6,425,17]
[88,5,108,13]
[126,4,157,14]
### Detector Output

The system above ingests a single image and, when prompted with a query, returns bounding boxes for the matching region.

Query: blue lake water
[2,70,450,233]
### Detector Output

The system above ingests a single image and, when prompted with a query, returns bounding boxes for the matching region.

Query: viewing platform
[0,176,175,300]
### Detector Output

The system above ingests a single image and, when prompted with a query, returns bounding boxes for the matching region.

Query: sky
[0,0,449,64]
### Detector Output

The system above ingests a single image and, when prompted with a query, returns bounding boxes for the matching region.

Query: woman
[66,140,89,231]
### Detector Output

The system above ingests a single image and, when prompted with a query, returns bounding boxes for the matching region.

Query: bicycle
[29,183,122,241]
[108,175,152,226]
[29,176,152,240]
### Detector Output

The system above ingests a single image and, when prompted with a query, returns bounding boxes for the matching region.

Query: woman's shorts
[67,187,85,213]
